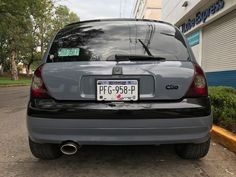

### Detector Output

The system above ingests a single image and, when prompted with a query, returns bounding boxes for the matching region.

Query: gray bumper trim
[27,115,212,145]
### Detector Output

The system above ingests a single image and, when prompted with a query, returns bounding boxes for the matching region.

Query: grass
[209,86,236,133]
[0,76,31,86]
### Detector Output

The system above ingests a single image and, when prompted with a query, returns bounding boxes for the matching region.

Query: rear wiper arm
[138,39,153,56]
[114,54,166,61]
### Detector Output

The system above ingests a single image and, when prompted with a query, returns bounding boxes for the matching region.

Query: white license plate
[97,80,138,101]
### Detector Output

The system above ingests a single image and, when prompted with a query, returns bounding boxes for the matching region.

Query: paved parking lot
[0,86,235,177]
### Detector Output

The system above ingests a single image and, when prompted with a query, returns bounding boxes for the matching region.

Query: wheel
[175,139,210,159]
[29,138,62,160]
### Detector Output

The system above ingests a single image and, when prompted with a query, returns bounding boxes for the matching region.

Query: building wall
[144,8,162,20]
[162,0,202,24]
[162,0,236,33]
[202,10,236,72]
[134,0,162,20]
[161,0,236,87]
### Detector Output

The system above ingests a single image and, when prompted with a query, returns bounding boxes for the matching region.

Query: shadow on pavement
[7,145,223,177]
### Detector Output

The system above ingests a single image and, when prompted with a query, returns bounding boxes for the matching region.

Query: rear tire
[175,139,210,159]
[29,138,62,160]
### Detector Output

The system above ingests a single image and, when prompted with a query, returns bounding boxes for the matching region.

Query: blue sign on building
[187,31,200,47]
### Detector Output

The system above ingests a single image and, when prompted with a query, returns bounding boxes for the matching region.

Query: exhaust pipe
[60,142,79,155]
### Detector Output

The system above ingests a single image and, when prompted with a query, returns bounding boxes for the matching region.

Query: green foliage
[209,87,236,131]
[0,0,79,75]
[54,5,80,31]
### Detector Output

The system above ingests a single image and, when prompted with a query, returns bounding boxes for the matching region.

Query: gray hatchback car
[27,19,212,160]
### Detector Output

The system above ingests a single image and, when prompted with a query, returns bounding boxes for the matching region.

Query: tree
[20,0,53,75]
[54,5,79,31]
[0,0,79,78]
[0,28,9,75]
[0,0,31,80]
[22,3,79,75]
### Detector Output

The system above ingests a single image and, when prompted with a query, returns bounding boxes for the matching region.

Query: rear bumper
[27,115,212,145]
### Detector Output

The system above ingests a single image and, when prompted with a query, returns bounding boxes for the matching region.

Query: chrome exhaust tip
[60,142,79,155]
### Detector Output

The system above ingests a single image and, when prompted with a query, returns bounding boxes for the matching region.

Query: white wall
[162,0,236,30]
[161,0,236,67]
[161,0,201,24]
[192,44,200,64]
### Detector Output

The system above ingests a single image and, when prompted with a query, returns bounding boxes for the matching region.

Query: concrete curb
[0,84,30,87]
[211,125,236,153]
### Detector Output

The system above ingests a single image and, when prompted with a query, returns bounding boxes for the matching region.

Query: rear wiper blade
[114,54,166,61]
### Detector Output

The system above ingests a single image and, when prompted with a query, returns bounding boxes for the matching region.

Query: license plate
[96,80,138,101]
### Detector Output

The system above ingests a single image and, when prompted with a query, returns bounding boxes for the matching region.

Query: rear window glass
[47,21,189,62]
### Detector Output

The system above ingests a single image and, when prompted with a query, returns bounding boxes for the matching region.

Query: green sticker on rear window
[58,48,80,57]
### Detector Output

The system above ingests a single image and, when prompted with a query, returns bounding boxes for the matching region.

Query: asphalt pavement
[0,86,235,177]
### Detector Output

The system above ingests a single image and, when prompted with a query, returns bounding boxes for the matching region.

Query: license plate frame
[96,79,139,102]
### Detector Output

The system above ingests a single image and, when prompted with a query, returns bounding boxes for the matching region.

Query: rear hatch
[42,20,194,101]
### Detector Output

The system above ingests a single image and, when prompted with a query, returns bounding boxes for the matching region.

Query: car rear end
[27,19,212,160]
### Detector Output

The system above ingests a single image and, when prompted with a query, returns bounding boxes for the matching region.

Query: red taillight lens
[185,64,208,97]
[31,65,50,98]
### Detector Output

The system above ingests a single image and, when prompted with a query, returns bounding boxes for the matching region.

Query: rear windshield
[47,21,189,62]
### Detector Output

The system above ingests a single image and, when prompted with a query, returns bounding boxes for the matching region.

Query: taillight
[31,65,50,98]
[185,63,208,97]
